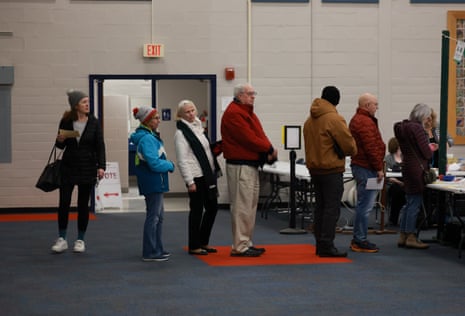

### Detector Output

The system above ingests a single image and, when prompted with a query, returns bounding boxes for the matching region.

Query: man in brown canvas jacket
[303,86,357,257]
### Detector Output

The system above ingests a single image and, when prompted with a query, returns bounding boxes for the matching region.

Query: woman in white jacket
[174,100,222,255]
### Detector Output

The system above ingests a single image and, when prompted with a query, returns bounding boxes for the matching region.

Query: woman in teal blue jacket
[130,106,175,262]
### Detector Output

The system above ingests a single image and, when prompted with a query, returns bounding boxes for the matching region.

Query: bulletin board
[448,11,465,144]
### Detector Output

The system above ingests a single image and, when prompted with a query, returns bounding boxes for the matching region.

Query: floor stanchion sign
[95,162,123,212]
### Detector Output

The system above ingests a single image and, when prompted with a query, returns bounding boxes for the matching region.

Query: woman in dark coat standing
[394,103,437,249]
[51,89,106,254]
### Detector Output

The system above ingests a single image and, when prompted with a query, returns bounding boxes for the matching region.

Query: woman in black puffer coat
[51,89,106,254]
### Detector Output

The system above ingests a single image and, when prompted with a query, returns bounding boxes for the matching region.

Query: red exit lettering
[148,45,159,56]
[144,44,164,58]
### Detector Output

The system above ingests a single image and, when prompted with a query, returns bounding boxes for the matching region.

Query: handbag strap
[47,145,63,164]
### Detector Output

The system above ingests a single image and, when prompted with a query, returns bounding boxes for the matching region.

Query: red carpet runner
[0,213,97,222]
[188,244,352,266]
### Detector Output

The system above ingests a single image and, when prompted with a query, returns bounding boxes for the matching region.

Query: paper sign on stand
[95,162,123,212]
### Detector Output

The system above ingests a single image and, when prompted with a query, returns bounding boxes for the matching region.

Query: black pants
[58,183,92,233]
[188,177,218,250]
[311,173,343,250]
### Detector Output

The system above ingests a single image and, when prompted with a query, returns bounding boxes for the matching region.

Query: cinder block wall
[1,0,465,208]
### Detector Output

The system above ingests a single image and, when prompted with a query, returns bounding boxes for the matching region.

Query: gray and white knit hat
[133,106,158,124]
[67,89,88,108]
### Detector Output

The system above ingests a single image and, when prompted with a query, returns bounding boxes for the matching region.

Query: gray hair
[233,83,251,98]
[177,99,197,118]
[409,103,432,126]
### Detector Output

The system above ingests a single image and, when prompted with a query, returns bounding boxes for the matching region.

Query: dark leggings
[58,183,92,233]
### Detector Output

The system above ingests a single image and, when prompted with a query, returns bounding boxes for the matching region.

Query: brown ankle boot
[405,233,429,249]
[397,232,407,248]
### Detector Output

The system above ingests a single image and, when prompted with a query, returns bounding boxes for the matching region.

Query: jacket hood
[394,119,420,144]
[310,98,336,119]
[130,125,152,146]
[393,120,405,140]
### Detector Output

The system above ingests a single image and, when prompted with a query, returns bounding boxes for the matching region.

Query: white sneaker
[51,237,68,253]
[73,240,86,253]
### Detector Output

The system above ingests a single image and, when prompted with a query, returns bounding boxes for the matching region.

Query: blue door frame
[87,74,217,211]
[88,74,217,140]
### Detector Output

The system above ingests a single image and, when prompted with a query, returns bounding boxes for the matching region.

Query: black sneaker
[188,249,208,255]
[201,247,218,253]
[142,256,169,262]
[249,246,266,254]
[230,248,262,257]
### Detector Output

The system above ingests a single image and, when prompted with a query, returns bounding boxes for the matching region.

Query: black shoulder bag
[36,145,63,192]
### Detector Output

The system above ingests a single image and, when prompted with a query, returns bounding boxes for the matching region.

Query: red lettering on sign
[145,44,163,57]
[103,172,118,179]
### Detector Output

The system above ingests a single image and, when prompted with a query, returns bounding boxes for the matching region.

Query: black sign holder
[280,126,307,235]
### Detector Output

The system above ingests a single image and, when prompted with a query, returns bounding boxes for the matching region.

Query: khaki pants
[226,164,259,253]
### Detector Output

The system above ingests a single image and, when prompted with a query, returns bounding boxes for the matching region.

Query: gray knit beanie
[133,106,158,124]
[67,89,88,108]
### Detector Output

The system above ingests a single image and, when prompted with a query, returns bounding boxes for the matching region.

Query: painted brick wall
[1,0,465,208]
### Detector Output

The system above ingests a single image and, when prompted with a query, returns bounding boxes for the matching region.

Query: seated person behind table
[384,137,405,226]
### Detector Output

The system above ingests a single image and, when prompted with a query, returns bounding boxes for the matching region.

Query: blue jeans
[399,193,422,233]
[351,165,379,242]
[143,192,165,258]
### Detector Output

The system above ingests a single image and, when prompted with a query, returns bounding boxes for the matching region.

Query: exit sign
[143,44,164,58]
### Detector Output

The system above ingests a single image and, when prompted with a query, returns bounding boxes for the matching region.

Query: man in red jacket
[221,83,278,257]
[349,93,386,253]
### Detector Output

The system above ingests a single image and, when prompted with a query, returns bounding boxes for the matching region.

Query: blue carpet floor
[1,208,465,316]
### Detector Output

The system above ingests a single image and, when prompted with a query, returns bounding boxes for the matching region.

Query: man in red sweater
[349,93,386,253]
[221,83,278,257]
